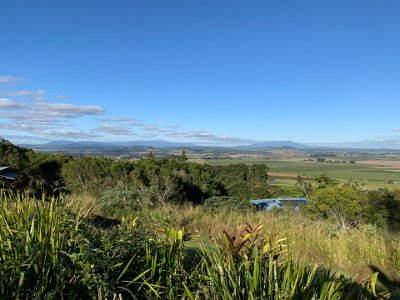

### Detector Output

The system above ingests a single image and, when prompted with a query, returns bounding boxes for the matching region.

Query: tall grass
[199,223,386,299]
[0,192,152,299]
[0,192,394,299]
[0,193,80,298]
[133,203,400,283]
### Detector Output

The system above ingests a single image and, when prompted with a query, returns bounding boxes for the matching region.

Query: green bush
[97,186,141,216]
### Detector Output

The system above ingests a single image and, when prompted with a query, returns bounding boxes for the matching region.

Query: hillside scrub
[120,203,400,284]
[66,193,400,289]
[1,138,400,297]
[0,192,392,299]
[3,138,400,234]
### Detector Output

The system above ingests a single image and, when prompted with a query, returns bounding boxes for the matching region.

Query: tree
[314,173,334,188]
[364,189,400,232]
[0,138,30,172]
[27,152,70,195]
[179,150,188,161]
[0,138,31,192]
[130,158,183,205]
[308,185,366,229]
[110,160,134,190]
[62,157,113,196]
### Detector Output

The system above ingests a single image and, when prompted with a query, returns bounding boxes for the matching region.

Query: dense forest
[0,138,398,298]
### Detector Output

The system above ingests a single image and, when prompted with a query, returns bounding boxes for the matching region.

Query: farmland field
[200,158,400,189]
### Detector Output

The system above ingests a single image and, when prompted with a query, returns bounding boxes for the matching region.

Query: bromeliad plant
[200,223,391,300]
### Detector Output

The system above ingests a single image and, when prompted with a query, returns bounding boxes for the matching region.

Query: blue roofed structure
[0,166,18,180]
[250,198,307,212]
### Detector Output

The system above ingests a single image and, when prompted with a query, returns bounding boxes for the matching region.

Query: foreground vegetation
[1,138,400,298]
[0,193,394,299]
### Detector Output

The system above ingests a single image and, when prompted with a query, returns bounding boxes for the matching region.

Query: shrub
[97,186,141,216]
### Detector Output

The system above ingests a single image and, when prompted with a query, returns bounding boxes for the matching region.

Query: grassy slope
[3,192,397,298]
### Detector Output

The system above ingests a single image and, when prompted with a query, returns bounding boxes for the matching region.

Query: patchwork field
[357,160,400,168]
[201,158,400,189]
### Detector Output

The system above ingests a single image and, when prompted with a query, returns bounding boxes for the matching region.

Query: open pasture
[203,158,400,189]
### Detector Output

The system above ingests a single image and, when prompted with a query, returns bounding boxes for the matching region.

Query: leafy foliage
[62,156,113,196]
[0,192,393,299]
[307,185,367,229]
[200,223,388,299]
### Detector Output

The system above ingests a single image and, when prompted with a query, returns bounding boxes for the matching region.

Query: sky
[1,0,400,146]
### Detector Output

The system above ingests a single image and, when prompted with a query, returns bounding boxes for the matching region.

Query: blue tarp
[250,198,307,212]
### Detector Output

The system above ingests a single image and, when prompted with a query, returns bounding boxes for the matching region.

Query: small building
[250,198,307,212]
[0,166,18,181]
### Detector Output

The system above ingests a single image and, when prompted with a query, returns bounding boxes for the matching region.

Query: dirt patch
[357,160,400,168]
[268,172,299,178]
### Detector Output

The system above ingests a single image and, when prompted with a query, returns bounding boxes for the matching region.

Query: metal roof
[0,166,17,180]
[250,198,307,212]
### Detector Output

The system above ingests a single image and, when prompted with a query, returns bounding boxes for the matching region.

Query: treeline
[0,138,283,205]
[304,175,400,232]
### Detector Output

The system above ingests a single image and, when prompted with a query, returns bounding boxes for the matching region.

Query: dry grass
[64,195,400,285]
[268,172,299,178]
[357,160,400,168]
[142,204,400,282]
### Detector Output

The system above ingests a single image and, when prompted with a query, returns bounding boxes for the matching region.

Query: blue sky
[1,0,400,146]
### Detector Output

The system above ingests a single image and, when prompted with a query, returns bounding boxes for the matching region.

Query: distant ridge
[24,140,198,149]
[22,139,311,150]
[21,139,313,150]
[13,137,400,151]
[308,139,400,150]
[244,140,309,149]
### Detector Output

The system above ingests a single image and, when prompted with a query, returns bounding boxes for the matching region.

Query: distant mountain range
[308,139,400,150]
[243,140,309,149]
[24,140,198,149]
[22,139,310,150]
[19,138,400,150]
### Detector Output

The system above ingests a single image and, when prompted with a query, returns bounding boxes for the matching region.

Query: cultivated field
[200,158,400,189]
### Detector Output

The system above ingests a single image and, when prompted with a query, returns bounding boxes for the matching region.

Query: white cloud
[0,98,23,109]
[0,111,70,124]
[0,122,47,133]
[166,129,253,144]
[98,116,143,126]
[392,128,400,132]
[0,99,104,122]
[2,135,50,143]
[0,75,25,83]
[41,129,100,138]
[144,124,159,131]
[0,89,46,100]
[0,75,254,145]
[0,76,109,141]
[34,103,104,117]
[0,122,99,139]
[95,124,135,135]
